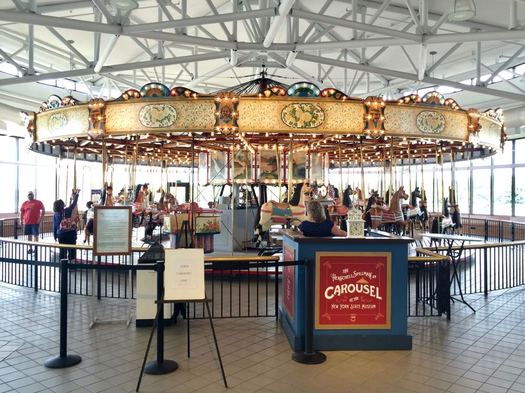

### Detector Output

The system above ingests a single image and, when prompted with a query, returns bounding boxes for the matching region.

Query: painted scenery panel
[209,150,227,184]
[232,150,253,183]
[259,149,280,182]
[198,152,208,185]
[290,151,306,182]
[310,152,323,182]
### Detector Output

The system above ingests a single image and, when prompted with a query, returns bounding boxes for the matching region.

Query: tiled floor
[1,283,525,393]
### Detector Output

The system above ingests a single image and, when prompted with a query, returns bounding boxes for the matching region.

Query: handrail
[409,247,450,263]
[421,239,525,253]
[0,237,280,263]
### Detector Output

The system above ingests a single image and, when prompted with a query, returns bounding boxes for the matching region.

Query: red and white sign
[315,252,391,329]
[282,245,295,319]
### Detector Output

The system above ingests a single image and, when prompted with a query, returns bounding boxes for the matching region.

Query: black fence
[0,238,282,319]
[1,236,525,320]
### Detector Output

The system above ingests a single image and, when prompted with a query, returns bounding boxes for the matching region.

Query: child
[83,201,95,244]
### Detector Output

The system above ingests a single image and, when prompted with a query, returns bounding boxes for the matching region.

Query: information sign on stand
[91,206,132,328]
[93,206,132,256]
[164,249,205,301]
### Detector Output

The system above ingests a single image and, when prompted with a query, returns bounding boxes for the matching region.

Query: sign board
[164,248,205,301]
[93,206,132,256]
[282,245,295,320]
[315,252,391,330]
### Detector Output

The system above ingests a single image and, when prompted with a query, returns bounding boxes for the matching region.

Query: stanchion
[45,259,82,368]
[144,261,178,375]
[292,259,326,365]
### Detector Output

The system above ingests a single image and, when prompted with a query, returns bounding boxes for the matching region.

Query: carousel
[22,76,505,252]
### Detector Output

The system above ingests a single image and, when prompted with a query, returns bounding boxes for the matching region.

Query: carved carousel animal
[253,182,311,247]
[405,186,429,231]
[366,186,409,234]
[353,187,366,210]
[430,198,455,234]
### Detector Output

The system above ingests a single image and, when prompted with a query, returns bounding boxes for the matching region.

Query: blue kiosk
[281,229,413,351]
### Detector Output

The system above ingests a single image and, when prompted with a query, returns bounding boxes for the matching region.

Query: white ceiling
[0,0,524,119]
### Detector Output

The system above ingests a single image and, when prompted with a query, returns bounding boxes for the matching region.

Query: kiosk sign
[315,252,391,329]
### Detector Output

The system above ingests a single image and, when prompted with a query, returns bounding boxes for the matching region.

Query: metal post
[484,220,489,242]
[484,248,488,297]
[144,261,178,375]
[292,260,326,364]
[33,247,38,292]
[45,259,81,368]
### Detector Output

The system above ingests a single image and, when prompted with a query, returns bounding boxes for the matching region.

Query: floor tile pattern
[1,283,525,392]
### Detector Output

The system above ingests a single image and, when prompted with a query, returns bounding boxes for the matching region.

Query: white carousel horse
[367,186,409,232]
[353,187,366,210]
[258,182,311,232]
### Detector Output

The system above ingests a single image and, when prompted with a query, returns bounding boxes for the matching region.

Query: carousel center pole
[408,145,412,202]
[287,139,293,203]
[338,144,343,198]
[360,138,365,197]
[73,145,77,190]
[276,143,281,203]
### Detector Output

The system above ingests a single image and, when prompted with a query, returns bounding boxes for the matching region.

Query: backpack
[60,217,77,232]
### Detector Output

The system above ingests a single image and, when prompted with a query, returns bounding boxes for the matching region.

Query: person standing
[20,191,45,245]
[53,189,80,261]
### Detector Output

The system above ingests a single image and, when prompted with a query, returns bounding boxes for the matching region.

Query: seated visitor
[298,201,346,237]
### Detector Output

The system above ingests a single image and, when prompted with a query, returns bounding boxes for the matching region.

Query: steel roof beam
[295,52,525,102]
[0,50,228,86]
[292,9,421,42]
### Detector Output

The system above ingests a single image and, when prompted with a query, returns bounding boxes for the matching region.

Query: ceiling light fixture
[448,0,476,22]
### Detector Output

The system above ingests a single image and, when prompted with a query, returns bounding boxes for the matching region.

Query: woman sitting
[298,201,346,237]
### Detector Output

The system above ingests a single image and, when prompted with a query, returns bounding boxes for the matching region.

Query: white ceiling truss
[0,0,524,111]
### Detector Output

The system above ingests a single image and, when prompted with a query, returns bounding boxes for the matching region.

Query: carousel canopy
[24,79,505,173]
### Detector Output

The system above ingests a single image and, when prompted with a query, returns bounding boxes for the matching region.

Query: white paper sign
[164,248,205,301]
[94,206,132,255]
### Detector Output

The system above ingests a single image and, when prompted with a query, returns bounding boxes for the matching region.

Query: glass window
[472,169,491,215]
[493,168,512,216]
[515,139,525,163]
[455,168,470,214]
[0,163,17,213]
[493,143,513,166]
[515,167,525,217]
[0,136,17,162]
[472,155,491,169]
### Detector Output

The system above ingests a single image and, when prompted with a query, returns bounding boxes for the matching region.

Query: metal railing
[459,216,525,242]
[427,240,525,296]
[0,237,283,319]
[2,236,524,320]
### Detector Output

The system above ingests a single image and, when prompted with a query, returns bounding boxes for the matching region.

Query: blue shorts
[24,224,40,236]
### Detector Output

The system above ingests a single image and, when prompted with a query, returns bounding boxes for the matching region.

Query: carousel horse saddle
[271,205,293,218]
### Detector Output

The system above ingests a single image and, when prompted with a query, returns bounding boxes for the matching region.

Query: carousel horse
[258,182,311,232]
[367,186,409,234]
[353,187,366,210]
[252,182,311,248]
[430,198,455,234]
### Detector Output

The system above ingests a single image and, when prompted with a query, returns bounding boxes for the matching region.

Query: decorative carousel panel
[35,105,89,141]
[195,215,221,234]
[289,151,307,182]
[209,150,228,184]
[383,105,468,141]
[477,116,502,148]
[237,98,363,134]
[310,152,324,182]
[138,104,177,128]
[232,149,253,183]
[198,152,208,185]
[104,99,215,134]
[258,149,281,183]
